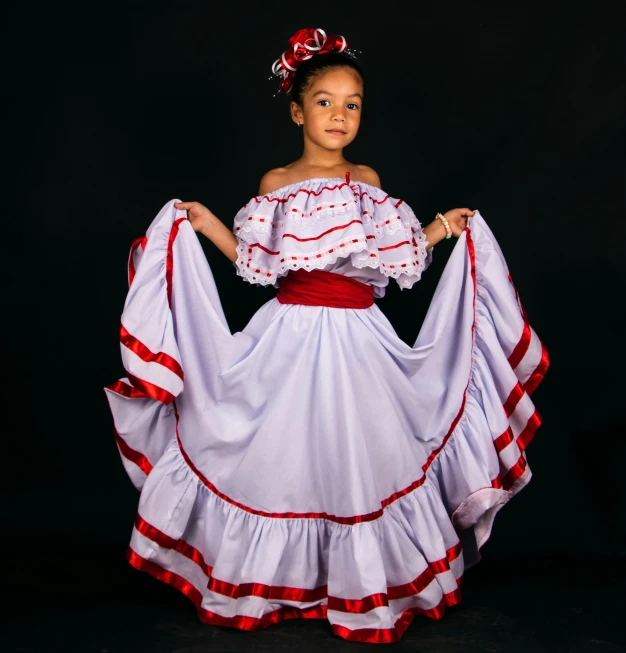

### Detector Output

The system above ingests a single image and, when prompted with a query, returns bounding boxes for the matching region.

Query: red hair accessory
[271,28,348,94]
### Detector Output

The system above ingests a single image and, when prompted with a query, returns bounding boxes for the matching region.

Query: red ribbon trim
[105,379,147,399]
[523,339,550,395]
[134,513,212,576]
[126,373,175,405]
[507,322,532,370]
[166,217,187,308]
[174,227,542,521]
[120,324,184,381]
[113,428,153,476]
[127,547,462,641]
[134,509,462,607]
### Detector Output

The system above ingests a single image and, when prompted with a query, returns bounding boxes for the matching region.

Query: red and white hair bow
[271,28,348,94]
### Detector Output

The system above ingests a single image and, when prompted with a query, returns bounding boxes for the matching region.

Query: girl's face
[291,67,363,152]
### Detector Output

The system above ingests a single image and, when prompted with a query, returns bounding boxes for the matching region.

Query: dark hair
[291,53,364,105]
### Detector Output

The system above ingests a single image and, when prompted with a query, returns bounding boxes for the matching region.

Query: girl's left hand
[443,208,475,237]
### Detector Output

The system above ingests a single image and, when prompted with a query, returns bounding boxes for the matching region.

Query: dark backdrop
[3,0,625,574]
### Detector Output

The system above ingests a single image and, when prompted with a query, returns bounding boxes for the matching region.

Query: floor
[3,548,624,652]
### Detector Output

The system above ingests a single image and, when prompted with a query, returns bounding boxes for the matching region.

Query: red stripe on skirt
[120,324,184,380]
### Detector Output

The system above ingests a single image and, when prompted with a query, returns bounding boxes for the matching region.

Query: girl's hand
[442,208,475,237]
[174,201,216,235]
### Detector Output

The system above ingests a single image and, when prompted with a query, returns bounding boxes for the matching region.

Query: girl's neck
[297,143,347,172]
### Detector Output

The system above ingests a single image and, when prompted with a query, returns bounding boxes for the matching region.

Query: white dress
[104,177,549,644]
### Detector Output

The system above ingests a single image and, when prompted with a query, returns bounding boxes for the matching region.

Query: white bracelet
[436,213,452,239]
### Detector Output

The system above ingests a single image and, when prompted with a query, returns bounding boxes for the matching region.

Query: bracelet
[436,213,452,239]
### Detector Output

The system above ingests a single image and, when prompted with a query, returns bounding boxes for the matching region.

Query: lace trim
[234,199,415,239]
[234,227,431,289]
[236,214,413,241]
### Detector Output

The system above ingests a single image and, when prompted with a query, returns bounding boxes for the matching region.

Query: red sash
[276,269,375,309]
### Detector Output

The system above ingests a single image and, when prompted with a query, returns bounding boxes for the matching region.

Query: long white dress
[104,177,549,644]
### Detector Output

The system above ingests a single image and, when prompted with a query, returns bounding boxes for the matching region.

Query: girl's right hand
[174,201,216,235]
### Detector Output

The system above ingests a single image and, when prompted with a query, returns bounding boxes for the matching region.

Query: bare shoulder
[353,164,381,189]
[258,168,291,195]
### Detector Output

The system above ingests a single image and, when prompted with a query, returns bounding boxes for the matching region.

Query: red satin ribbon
[276,268,374,308]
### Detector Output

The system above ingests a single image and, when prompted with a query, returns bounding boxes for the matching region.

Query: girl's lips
[326,130,347,135]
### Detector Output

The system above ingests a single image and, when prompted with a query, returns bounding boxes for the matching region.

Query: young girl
[105,28,549,644]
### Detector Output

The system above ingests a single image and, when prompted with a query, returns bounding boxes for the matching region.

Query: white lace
[233,179,432,290]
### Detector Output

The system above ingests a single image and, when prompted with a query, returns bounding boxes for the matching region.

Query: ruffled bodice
[232,177,431,293]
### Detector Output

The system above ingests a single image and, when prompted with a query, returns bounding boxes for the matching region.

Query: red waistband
[276,269,375,309]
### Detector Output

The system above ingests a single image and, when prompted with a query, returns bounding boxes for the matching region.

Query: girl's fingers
[174,202,194,210]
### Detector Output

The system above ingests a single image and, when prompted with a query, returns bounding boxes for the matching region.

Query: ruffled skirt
[104,201,548,643]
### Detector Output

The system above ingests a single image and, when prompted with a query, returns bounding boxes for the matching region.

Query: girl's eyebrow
[312,90,363,100]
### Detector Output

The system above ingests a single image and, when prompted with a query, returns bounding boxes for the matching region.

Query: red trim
[507,322,531,370]
[208,576,328,603]
[175,227,535,525]
[120,324,184,381]
[503,382,525,418]
[502,455,528,491]
[105,379,147,399]
[494,426,514,453]
[126,373,175,405]
[506,272,550,393]
[128,236,147,287]
[166,218,187,307]
[113,428,153,475]
[493,409,542,456]
[127,548,328,629]
[252,181,351,204]
[523,339,550,395]
[176,411,453,524]
[378,240,411,252]
[134,514,212,576]
[249,242,279,255]
[249,182,395,207]
[134,511,462,606]
[387,566,435,600]
[127,547,462,643]
[283,219,364,242]
[516,410,542,452]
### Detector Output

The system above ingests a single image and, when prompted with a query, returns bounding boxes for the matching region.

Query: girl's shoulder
[257,164,381,196]
[257,167,293,196]
[351,164,381,189]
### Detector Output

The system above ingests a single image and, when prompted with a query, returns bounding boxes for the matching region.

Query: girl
[105,28,549,644]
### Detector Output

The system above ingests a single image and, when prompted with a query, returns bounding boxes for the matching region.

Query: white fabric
[232,177,431,293]
[104,179,546,640]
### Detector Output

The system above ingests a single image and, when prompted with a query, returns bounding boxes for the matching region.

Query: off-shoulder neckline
[253,177,383,199]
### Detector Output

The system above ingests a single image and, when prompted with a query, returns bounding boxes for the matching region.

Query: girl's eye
[347,103,359,110]
[318,100,330,106]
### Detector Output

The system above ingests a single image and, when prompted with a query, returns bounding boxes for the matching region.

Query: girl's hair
[291,53,364,105]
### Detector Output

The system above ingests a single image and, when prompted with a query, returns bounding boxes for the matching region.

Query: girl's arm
[174,201,238,263]
[423,208,475,249]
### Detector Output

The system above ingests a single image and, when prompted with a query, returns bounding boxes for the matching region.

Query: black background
[3,0,625,585]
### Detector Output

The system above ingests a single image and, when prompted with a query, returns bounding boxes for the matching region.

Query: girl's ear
[290,101,304,126]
